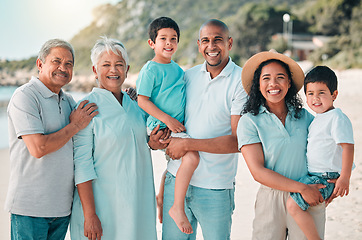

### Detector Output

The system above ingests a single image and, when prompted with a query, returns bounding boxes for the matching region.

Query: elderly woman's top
[70,88,157,240]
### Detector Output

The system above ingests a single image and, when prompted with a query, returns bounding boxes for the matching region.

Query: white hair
[91,36,129,68]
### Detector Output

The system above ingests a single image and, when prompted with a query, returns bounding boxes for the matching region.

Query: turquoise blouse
[70,88,157,240]
[237,106,314,181]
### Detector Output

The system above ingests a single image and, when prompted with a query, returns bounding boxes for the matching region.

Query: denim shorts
[290,172,340,210]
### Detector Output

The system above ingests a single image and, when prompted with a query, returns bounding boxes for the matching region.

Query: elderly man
[162,19,248,240]
[5,39,98,239]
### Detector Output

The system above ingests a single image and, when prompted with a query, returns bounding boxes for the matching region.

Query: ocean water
[0,86,86,149]
[0,86,16,149]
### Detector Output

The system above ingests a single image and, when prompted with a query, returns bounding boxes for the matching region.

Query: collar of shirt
[30,76,65,100]
[200,57,234,80]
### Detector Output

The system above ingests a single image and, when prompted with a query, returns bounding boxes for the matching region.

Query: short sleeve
[8,90,44,138]
[237,114,261,150]
[331,112,354,144]
[231,78,248,116]
[136,66,155,97]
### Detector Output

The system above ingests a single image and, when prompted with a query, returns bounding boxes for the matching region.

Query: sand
[0,68,361,239]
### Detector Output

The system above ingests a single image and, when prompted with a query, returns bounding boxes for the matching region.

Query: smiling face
[197,24,232,76]
[36,47,74,93]
[148,28,178,64]
[93,50,129,93]
[306,82,337,114]
[259,61,291,108]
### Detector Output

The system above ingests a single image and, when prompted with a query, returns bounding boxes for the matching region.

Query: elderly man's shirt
[5,76,75,217]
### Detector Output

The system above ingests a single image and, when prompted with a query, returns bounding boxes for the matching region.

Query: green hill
[69,0,306,73]
[1,0,361,84]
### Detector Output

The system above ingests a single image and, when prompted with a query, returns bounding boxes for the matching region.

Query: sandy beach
[1,68,361,239]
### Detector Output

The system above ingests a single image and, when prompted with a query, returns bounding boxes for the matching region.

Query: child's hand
[333,176,350,197]
[165,116,186,133]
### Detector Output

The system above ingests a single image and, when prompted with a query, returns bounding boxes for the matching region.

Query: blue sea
[0,86,86,149]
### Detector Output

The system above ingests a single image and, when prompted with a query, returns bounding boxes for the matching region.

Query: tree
[229,3,290,63]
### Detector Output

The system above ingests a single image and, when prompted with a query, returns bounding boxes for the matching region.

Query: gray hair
[38,39,75,63]
[91,36,129,68]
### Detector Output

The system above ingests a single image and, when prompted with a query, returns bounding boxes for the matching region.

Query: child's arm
[138,95,186,133]
[334,143,354,197]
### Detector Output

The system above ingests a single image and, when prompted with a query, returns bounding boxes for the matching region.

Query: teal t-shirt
[237,106,314,181]
[136,60,185,130]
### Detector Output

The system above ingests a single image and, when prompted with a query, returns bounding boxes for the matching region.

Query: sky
[0,0,120,60]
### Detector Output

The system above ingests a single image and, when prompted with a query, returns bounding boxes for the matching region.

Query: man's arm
[164,115,241,159]
[22,100,98,158]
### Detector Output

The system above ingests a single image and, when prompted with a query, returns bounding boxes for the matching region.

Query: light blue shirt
[136,60,185,130]
[70,88,157,240]
[167,58,248,189]
[237,106,314,181]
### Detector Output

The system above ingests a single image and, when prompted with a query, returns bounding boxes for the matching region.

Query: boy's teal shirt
[136,60,185,130]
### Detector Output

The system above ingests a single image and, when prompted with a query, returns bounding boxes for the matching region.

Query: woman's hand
[300,183,325,206]
[84,214,103,240]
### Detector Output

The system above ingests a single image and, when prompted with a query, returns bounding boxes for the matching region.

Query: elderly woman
[237,51,326,239]
[70,37,165,240]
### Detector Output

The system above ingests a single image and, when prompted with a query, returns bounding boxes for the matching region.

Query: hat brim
[241,51,305,95]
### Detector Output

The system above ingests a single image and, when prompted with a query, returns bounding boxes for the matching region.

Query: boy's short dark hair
[148,17,180,43]
[304,66,338,94]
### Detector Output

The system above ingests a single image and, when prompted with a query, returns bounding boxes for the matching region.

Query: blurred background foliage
[1,0,361,75]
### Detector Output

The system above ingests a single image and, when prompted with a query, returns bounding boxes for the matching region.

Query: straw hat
[241,50,305,95]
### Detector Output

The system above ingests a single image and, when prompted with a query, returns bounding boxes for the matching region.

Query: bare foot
[156,194,163,223]
[169,206,193,234]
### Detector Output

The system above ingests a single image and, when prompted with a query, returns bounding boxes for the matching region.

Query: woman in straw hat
[237,51,326,239]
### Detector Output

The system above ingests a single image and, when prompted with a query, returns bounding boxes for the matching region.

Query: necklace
[275,111,287,121]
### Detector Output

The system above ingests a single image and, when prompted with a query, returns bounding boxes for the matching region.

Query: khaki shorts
[252,185,326,240]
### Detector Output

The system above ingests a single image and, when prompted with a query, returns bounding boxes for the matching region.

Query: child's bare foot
[169,206,193,234]
[156,194,163,223]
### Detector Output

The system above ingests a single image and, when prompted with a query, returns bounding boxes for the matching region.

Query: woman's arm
[77,181,103,240]
[241,143,324,206]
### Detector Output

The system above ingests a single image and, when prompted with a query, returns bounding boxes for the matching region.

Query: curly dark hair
[242,59,303,119]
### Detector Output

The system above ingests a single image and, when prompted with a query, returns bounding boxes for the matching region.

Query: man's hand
[84,214,103,240]
[162,137,188,160]
[70,100,98,130]
[148,125,170,150]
